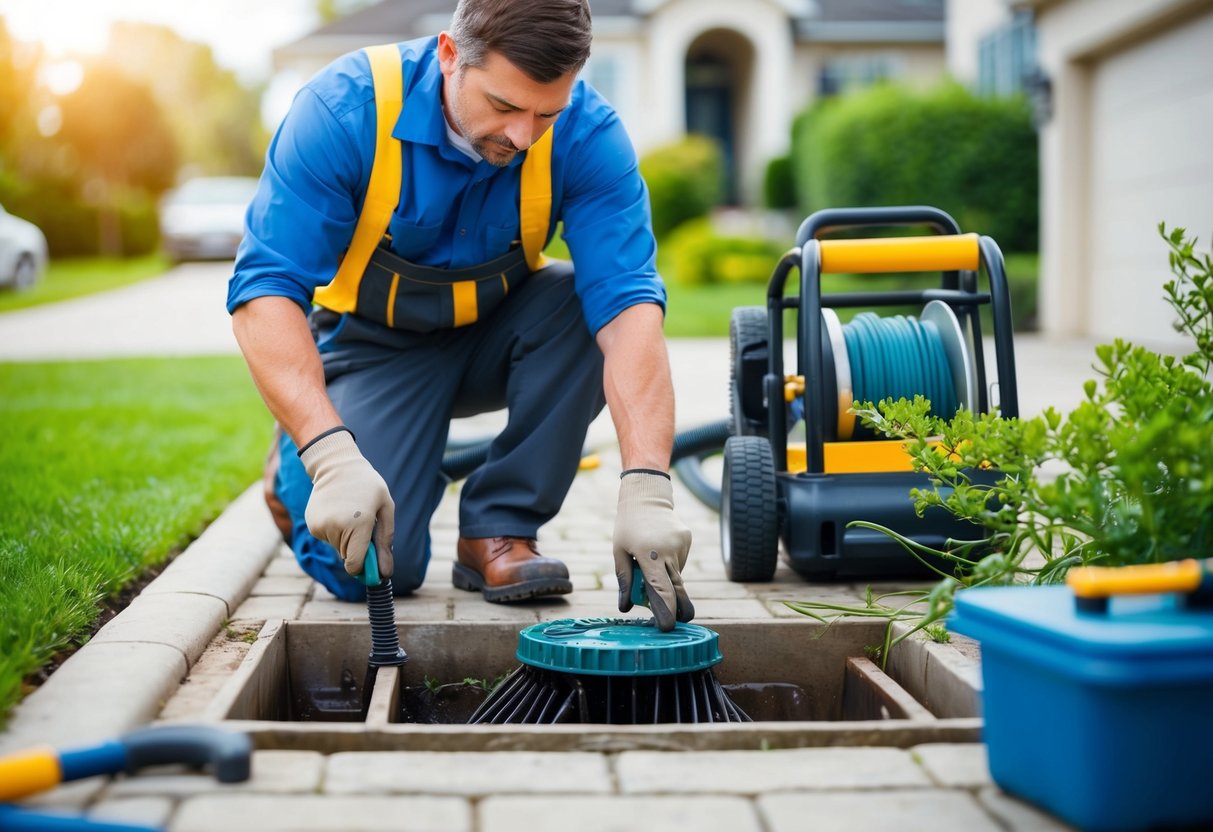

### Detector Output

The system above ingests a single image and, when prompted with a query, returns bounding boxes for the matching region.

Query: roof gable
[304,0,943,40]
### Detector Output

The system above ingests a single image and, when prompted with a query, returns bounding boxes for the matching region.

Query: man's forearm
[595,303,675,471]
[231,296,342,446]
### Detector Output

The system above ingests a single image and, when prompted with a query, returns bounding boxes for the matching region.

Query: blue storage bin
[950,585,1213,832]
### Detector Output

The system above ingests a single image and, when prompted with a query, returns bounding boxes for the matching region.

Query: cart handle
[820,234,980,275]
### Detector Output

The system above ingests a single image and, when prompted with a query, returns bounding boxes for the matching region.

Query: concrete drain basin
[205,619,981,752]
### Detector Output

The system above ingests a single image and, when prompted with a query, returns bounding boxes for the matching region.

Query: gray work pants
[276,262,606,600]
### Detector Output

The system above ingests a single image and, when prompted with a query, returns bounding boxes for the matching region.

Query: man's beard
[447,79,520,167]
[471,133,520,167]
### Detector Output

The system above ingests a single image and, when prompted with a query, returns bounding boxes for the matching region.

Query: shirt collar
[393,47,446,148]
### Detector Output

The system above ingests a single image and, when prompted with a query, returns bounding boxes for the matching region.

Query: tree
[56,62,178,253]
[106,22,267,177]
[0,19,42,163]
[317,0,377,23]
[1,20,270,256]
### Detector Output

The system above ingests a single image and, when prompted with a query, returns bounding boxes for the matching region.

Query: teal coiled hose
[676,310,960,511]
[843,312,957,418]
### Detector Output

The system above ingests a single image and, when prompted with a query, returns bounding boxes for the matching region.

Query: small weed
[461,672,509,693]
[420,672,510,694]
[222,621,258,644]
[923,624,951,644]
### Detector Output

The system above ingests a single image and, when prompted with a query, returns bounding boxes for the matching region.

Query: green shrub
[762,154,797,210]
[792,83,1038,251]
[662,216,788,287]
[790,103,826,214]
[116,193,161,256]
[639,135,725,239]
[0,173,160,257]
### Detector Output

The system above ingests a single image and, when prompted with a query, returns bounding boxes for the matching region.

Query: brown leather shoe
[453,536,572,602]
[263,426,293,544]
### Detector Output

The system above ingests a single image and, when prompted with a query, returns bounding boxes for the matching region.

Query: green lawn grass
[0,254,170,314]
[0,357,272,727]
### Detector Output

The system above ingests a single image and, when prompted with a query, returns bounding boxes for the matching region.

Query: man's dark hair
[450,0,592,83]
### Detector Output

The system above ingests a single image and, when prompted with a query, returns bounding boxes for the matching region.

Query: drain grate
[468,618,751,725]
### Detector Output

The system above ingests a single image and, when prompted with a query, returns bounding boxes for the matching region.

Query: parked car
[160,176,259,262]
[0,203,49,291]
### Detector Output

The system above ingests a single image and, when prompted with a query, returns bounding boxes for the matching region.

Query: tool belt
[353,241,531,332]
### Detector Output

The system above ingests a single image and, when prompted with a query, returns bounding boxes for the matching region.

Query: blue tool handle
[357,541,381,587]
[630,563,649,609]
[119,726,251,784]
[55,726,251,785]
[0,804,158,831]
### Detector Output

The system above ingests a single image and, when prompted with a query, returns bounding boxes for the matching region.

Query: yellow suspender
[313,44,553,314]
[519,127,553,272]
[314,45,402,313]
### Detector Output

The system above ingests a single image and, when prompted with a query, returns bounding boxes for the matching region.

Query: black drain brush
[359,543,408,717]
[467,616,751,725]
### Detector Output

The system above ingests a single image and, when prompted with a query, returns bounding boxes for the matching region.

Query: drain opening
[243,620,949,726]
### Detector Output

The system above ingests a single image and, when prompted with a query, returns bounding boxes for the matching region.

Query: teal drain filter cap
[516,618,723,676]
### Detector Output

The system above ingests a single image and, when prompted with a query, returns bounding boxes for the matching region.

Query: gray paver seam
[904,751,1013,831]
[603,751,624,797]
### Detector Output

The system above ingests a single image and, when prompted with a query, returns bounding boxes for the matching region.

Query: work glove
[299,427,394,580]
[613,470,694,632]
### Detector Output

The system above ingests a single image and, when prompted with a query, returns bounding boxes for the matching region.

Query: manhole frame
[195,618,982,752]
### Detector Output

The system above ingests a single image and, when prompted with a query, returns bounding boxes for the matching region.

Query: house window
[978,12,1037,97]
[584,55,618,105]
[817,54,899,97]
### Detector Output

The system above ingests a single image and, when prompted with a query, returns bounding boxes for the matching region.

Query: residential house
[951,0,1213,348]
[273,0,948,203]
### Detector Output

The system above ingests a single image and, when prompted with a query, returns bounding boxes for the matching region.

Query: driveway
[0,261,240,361]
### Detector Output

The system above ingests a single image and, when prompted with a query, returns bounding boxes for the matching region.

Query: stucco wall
[944,0,1012,83]
[1033,0,1213,346]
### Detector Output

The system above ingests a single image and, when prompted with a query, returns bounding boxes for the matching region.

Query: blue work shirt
[227,37,664,335]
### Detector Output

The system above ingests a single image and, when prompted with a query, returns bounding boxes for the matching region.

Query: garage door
[1087,9,1213,347]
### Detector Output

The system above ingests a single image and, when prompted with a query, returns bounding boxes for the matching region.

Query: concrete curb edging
[0,484,281,754]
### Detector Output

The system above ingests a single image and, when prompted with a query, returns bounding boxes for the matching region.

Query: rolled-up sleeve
[227,82,371,315]
[560,109,665,336]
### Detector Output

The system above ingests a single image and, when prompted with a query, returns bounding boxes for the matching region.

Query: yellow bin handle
[1066,559,1212,613]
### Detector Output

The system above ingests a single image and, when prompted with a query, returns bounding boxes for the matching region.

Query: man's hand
[613,470,694,631]
[299,427,395,579]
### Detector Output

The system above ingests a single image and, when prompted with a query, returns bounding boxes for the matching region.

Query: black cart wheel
[721,436,779,582]
[729,306,769,437]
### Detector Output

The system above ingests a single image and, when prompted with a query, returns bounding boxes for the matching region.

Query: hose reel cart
[722,206,1019,583]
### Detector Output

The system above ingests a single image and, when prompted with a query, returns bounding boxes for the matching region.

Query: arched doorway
[684,29,754,205]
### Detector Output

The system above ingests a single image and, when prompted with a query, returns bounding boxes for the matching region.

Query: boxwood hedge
[791,83,1038,251]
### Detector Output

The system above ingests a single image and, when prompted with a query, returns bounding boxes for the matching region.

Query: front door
[685,53,736,204]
